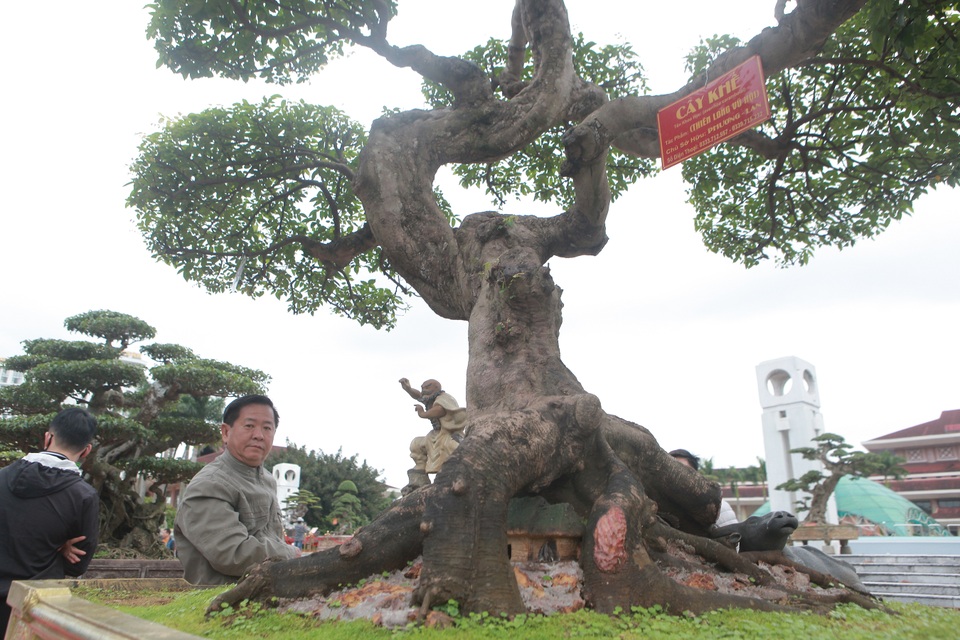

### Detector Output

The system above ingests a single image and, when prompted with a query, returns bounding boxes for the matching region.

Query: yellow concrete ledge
[5,579,201,640]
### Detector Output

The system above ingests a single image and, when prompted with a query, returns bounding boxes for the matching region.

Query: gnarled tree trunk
[211,0,879,617]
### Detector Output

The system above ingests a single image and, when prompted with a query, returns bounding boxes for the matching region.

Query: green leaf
[129,97,405,329]
[148,0,398,84]
[682,1,960,266]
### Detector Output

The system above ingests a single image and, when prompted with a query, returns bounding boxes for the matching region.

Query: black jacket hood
[5,458,83,499]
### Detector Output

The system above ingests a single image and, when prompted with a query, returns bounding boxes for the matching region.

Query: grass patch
[73,585,959,639]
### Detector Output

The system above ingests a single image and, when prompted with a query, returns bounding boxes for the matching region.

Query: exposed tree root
[211,396,606,617]
[413,394,605,615]
[209,411,884,619]
[646,521,772,585]
[208,488,428,614]
[742,550,889,612]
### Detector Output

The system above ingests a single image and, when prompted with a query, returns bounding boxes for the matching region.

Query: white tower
[755,356,838,523]
[272,462,301,523]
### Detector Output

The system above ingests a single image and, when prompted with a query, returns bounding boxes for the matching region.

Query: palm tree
[700,457,717,482]
[727,466,743,516]
[872,451,907,487]
[173,394,225,424]
[168,395,225,459]
[756,457,767,501]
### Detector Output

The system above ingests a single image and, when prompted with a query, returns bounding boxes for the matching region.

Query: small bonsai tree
[776,433,906,524]
[286,489,322,524]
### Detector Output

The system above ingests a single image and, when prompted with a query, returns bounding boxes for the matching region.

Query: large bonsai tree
[128,0,959,615]
[0,310,268,554]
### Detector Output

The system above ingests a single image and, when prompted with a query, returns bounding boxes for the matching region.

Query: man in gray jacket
[174,395,297,585]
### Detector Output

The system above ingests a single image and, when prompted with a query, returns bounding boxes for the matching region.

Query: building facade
[720,409,960,535]
[863,409,960,534]
[0,358,25,388]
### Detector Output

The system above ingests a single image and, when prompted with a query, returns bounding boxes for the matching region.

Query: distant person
[174,395,298,585]
[0,407,99,631]
[163,528,175,551]
[669,448,739,529]
[292,518,308,550]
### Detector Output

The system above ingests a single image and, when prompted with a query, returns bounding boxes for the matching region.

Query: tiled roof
[871,409,960,440]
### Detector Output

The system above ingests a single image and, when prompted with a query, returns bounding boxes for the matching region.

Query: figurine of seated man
[399,378,467,494]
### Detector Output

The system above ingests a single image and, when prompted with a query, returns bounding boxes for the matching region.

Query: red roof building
[717,410,960,535]
[862,410,960,534]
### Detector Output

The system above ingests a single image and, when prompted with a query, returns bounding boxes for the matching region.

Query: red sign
[657,55,771,169]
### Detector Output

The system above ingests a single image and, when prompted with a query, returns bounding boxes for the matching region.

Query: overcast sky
[2,1,957,489]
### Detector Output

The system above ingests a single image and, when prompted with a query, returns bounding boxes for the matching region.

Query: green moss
[72,584,960,640]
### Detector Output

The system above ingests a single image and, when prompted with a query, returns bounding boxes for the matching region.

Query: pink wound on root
[593,507,628,572]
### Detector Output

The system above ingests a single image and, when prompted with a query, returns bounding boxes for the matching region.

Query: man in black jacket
[0,407,99,631]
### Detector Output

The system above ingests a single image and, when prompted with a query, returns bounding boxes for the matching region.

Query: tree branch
[565,0,870,160]
[161,224,378,271]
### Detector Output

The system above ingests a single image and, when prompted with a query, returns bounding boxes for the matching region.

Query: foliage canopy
[685,1,960,266]
[131,0,960,329]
